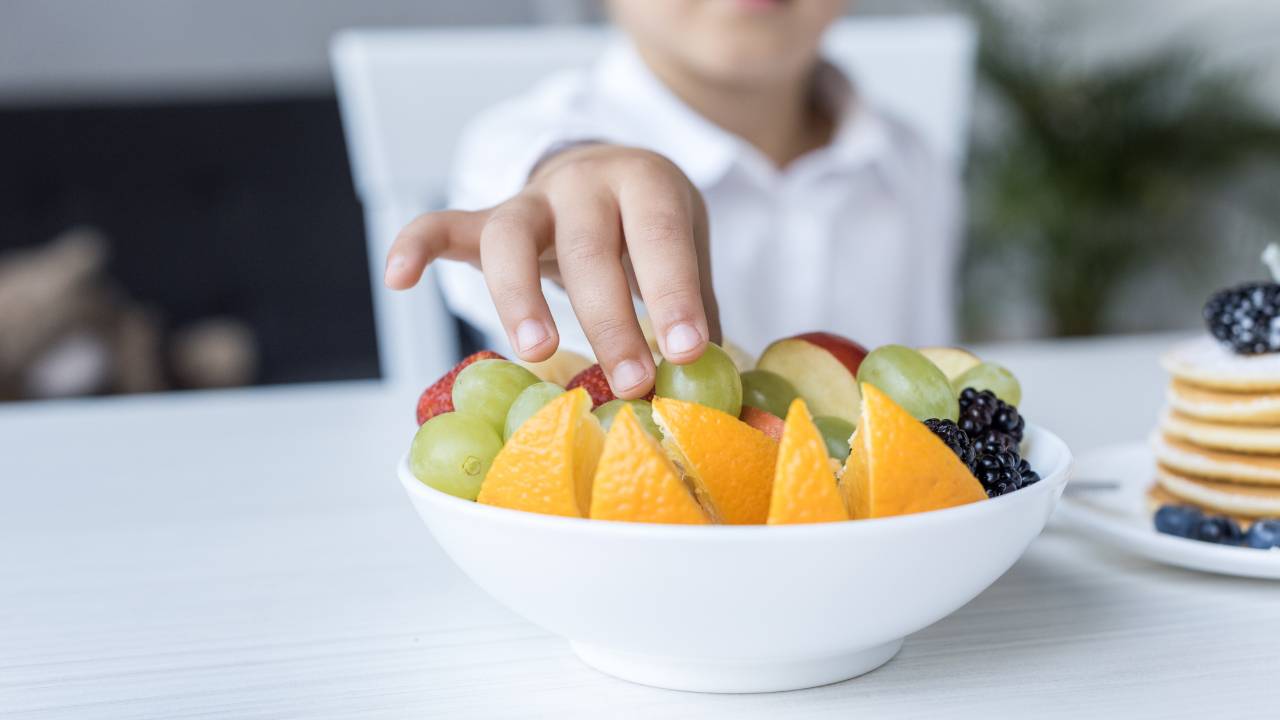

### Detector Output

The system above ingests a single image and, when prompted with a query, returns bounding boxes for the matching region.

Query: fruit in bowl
[405,338,1048,516]
[857,345,959,423]
[397,335,1071,691]
[756,332,867,424]
[918,346,981,381]
[654,343,744,417]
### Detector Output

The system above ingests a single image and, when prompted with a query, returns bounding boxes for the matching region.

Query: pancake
[1161,337,1280,392]
[1159,410,1280,454]
[1155,466,1280,518]
[1145,483,1256,527]
[1166,380,1280,425]
[1151,433,1280,486]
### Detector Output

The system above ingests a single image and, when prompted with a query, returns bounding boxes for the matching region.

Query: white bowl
[398,424,1072,693]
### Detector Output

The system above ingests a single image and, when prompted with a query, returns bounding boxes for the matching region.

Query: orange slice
[651,397,777,524]
[839,426,867,515]
[768,398,849,524]
[589,404,710,524]
[844,383,986,519]
[477,388,604,517]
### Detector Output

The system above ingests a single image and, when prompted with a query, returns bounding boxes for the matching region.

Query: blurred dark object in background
[170,317,259,390]
[0,228,263,400]
[0,97,379,402]
[0,228,162,399]
[962,1,1280,339]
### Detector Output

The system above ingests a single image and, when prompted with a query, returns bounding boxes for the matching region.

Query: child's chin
[729,0,790,12]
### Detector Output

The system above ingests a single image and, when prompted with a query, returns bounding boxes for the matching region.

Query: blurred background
[2,0,1278,402]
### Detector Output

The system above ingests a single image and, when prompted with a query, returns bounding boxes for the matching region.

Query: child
[385,0,960,399]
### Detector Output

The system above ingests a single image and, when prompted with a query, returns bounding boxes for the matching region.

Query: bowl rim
[399,423,1073,540]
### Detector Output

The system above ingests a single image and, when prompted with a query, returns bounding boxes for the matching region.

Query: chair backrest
[331,16,976,390]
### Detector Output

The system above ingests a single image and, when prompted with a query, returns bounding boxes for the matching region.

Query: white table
[3,333,1277,719]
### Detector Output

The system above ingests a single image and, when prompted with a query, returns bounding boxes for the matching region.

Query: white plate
[1056,442,1280,579]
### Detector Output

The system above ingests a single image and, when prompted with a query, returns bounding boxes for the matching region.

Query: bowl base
[570,638,903,693]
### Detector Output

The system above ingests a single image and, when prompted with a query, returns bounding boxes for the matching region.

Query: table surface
[3,332,1278,719]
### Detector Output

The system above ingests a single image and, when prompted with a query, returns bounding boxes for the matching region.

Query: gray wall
[1002,1,1280,108]
[5,1,1278,106]
[0,0,588,104]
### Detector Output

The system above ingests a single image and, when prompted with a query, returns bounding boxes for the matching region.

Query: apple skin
[792,332,869,376]
[756,332,869,425]
[739,406,784,442]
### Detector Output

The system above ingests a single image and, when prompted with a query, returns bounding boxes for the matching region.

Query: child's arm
[385,144,720,399]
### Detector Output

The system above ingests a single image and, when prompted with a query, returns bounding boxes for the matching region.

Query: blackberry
[924,419,976,470]
[958,388,1025,453]
[945,389,1040,497]
[973,449,1025,498]
[1203,282,1280,355]
[991,403,1026,441]
[957,387,995,437]
[1016,457,1040,488]
[973,428,1017,455]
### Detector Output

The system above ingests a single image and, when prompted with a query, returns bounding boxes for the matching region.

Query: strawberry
[739,406,784,442]
[566,364,615,409]
[416,351,505,425]
[566,363,655,409]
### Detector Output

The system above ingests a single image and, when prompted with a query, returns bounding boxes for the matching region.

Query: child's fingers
[551,192,655,398]
[479,197,559,362]
[384,209,484,289]
[617,173,709,365]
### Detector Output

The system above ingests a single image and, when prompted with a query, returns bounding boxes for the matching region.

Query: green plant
[963,3,1280,337]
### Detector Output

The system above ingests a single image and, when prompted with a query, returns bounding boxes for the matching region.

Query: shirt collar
[592,41,894,187]
[811,60,894,170]
[593,42,740,187]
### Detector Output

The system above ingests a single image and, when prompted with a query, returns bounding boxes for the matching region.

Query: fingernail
[612,359,647,392]
[515,319,549,354]
[665,323,702,355]
[384,255,405,281]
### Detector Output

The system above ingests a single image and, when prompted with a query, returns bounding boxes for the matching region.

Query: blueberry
[1154,505,1201,539]
[1244,519,1280,550]
[1192,516,1244,545]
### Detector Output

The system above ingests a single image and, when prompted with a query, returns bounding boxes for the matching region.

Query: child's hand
[385,145,720,399]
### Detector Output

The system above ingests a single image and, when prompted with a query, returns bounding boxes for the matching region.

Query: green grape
[594,399,661,439]
[504,382,565,440]
[953,362,1022,406]
[812,415,857,461]
[740,369,799,418]
[654,342,743,417]
[409,412,503,500]
[857,345,959,422]
[452,359,540,434]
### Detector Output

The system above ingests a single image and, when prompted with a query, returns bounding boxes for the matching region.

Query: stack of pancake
[1152,338,1280,525]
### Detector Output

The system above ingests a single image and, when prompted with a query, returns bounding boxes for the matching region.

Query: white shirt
[441,42,962,357]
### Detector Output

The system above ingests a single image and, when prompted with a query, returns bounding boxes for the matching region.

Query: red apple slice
[739,406,784,442]
[917,346,981,382]
[756,332,867,424]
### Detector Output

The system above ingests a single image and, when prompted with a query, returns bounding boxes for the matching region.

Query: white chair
[331,17,976,391]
